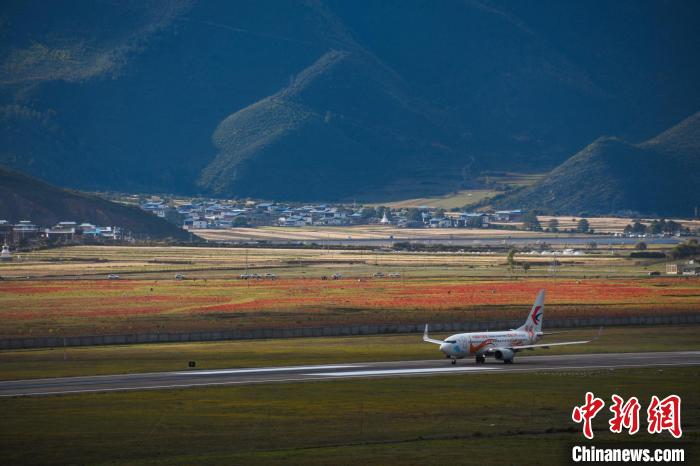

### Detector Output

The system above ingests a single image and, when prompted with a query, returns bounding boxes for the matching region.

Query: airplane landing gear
[475,355,486,364]
[451,359,456,365]
[503,359,514,364]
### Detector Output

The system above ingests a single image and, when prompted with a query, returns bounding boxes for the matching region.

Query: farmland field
[374,189,502,209]
[0,244,671,280]
[0,274,698,339]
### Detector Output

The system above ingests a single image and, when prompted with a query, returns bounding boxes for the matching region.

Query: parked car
[331,273,342,280]
[107,274,120,280]
[175,273,185,280]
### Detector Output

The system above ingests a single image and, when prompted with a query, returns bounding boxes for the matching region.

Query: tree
[232,216,249,227]
[547,218,559,232]
[361,207,378,219]
[624,220,646,235]
[670,239,700,259]
[576,218,590,233]
[507,248,516,273]
[522,262,531,273]
[522,212,542,231]
[465,216,483,228]
[635,241,647,250]
[405,208,422,222]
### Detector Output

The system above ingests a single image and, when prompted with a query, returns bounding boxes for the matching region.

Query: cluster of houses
[140,199,524,230]
[0,220,127,245]
[666,260,700,276]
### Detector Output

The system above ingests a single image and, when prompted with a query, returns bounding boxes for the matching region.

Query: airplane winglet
[422,324,445,345]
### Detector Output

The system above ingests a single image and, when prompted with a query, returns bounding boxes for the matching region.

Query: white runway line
[312,367,497,377]
[176,364,363,376]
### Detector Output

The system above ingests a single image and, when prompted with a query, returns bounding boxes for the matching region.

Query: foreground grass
[1,325,698,381]
[1,367,697,465]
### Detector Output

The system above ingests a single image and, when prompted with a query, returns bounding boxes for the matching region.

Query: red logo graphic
[469,338,495,354]
[572,392,605,439]
[647,395,682,438]
[530,305,542,324]
[572,393,683,439]
[609,395,641,435]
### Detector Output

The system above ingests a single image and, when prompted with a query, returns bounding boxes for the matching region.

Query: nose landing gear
[475,355,486,364]
[451,359,456,365]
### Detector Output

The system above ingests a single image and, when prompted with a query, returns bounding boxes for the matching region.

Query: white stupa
[1,243,11,262]
[379,212,390,224]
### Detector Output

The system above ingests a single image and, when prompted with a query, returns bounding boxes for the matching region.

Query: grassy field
[0,276,698,338]
[538,216,700,234]
[1,367,697,465]
[375,189,502,209]
[1,325,698,381]
[1,243,643,279]
[194,225,555,242]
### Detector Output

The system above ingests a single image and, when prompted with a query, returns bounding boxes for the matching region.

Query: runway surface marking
[313,367,496,376]
[1,351,698,397]
[176,364,361,375]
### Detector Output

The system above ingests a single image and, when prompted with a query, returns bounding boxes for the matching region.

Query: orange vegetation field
[0,277,698,339]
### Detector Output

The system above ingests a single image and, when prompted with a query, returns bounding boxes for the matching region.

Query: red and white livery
[423,290,599,364]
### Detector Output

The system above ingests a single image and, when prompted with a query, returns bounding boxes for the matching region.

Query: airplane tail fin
[518,290,545,333]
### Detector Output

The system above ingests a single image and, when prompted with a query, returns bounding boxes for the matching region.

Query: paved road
[2,351,699,397]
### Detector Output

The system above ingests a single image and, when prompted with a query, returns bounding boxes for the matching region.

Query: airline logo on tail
[531,305,542,325]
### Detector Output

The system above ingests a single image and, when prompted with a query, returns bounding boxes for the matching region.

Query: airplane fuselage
[439,330,537,358]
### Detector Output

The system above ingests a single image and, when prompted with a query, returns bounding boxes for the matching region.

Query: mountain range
[489,112,700,217]
[1,0,699,211]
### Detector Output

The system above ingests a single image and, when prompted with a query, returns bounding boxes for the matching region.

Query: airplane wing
[509,340,593,350]
[422,324,445,345]
[509,327,604,351]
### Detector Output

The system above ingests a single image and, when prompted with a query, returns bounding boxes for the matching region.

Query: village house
[666,261,700,275]
[492,209,524,222]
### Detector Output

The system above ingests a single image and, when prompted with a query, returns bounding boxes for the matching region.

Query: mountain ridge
[1,1,699,204]
[488,112,700,217]
[0,166,192,240]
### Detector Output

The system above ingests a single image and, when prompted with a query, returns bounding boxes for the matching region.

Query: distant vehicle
[648,271,661,276]
[107,274,120,280]
[264,273,277,280]
[388,272,401,278]
[240,274,251,279]
[175,274,185,280]
[372,272,385,278]
[424,290,600,364]
[331,273,342,280]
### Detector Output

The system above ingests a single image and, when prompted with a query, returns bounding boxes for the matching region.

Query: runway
[1,351,699,397]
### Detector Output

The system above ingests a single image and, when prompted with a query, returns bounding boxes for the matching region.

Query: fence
[1,313,699,350]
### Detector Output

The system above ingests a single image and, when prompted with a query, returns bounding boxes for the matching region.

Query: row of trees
[624,219,683,235]
[522,214,591,233]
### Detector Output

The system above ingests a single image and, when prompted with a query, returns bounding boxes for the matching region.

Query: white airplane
[423,290,599,364]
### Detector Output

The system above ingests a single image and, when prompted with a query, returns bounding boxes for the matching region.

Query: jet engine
[494,349,514,361]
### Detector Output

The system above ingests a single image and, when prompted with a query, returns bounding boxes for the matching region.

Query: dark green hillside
[198,50,463,200]
[490,113,700,217]
[1,1,699,201]
[0,167,191,240]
